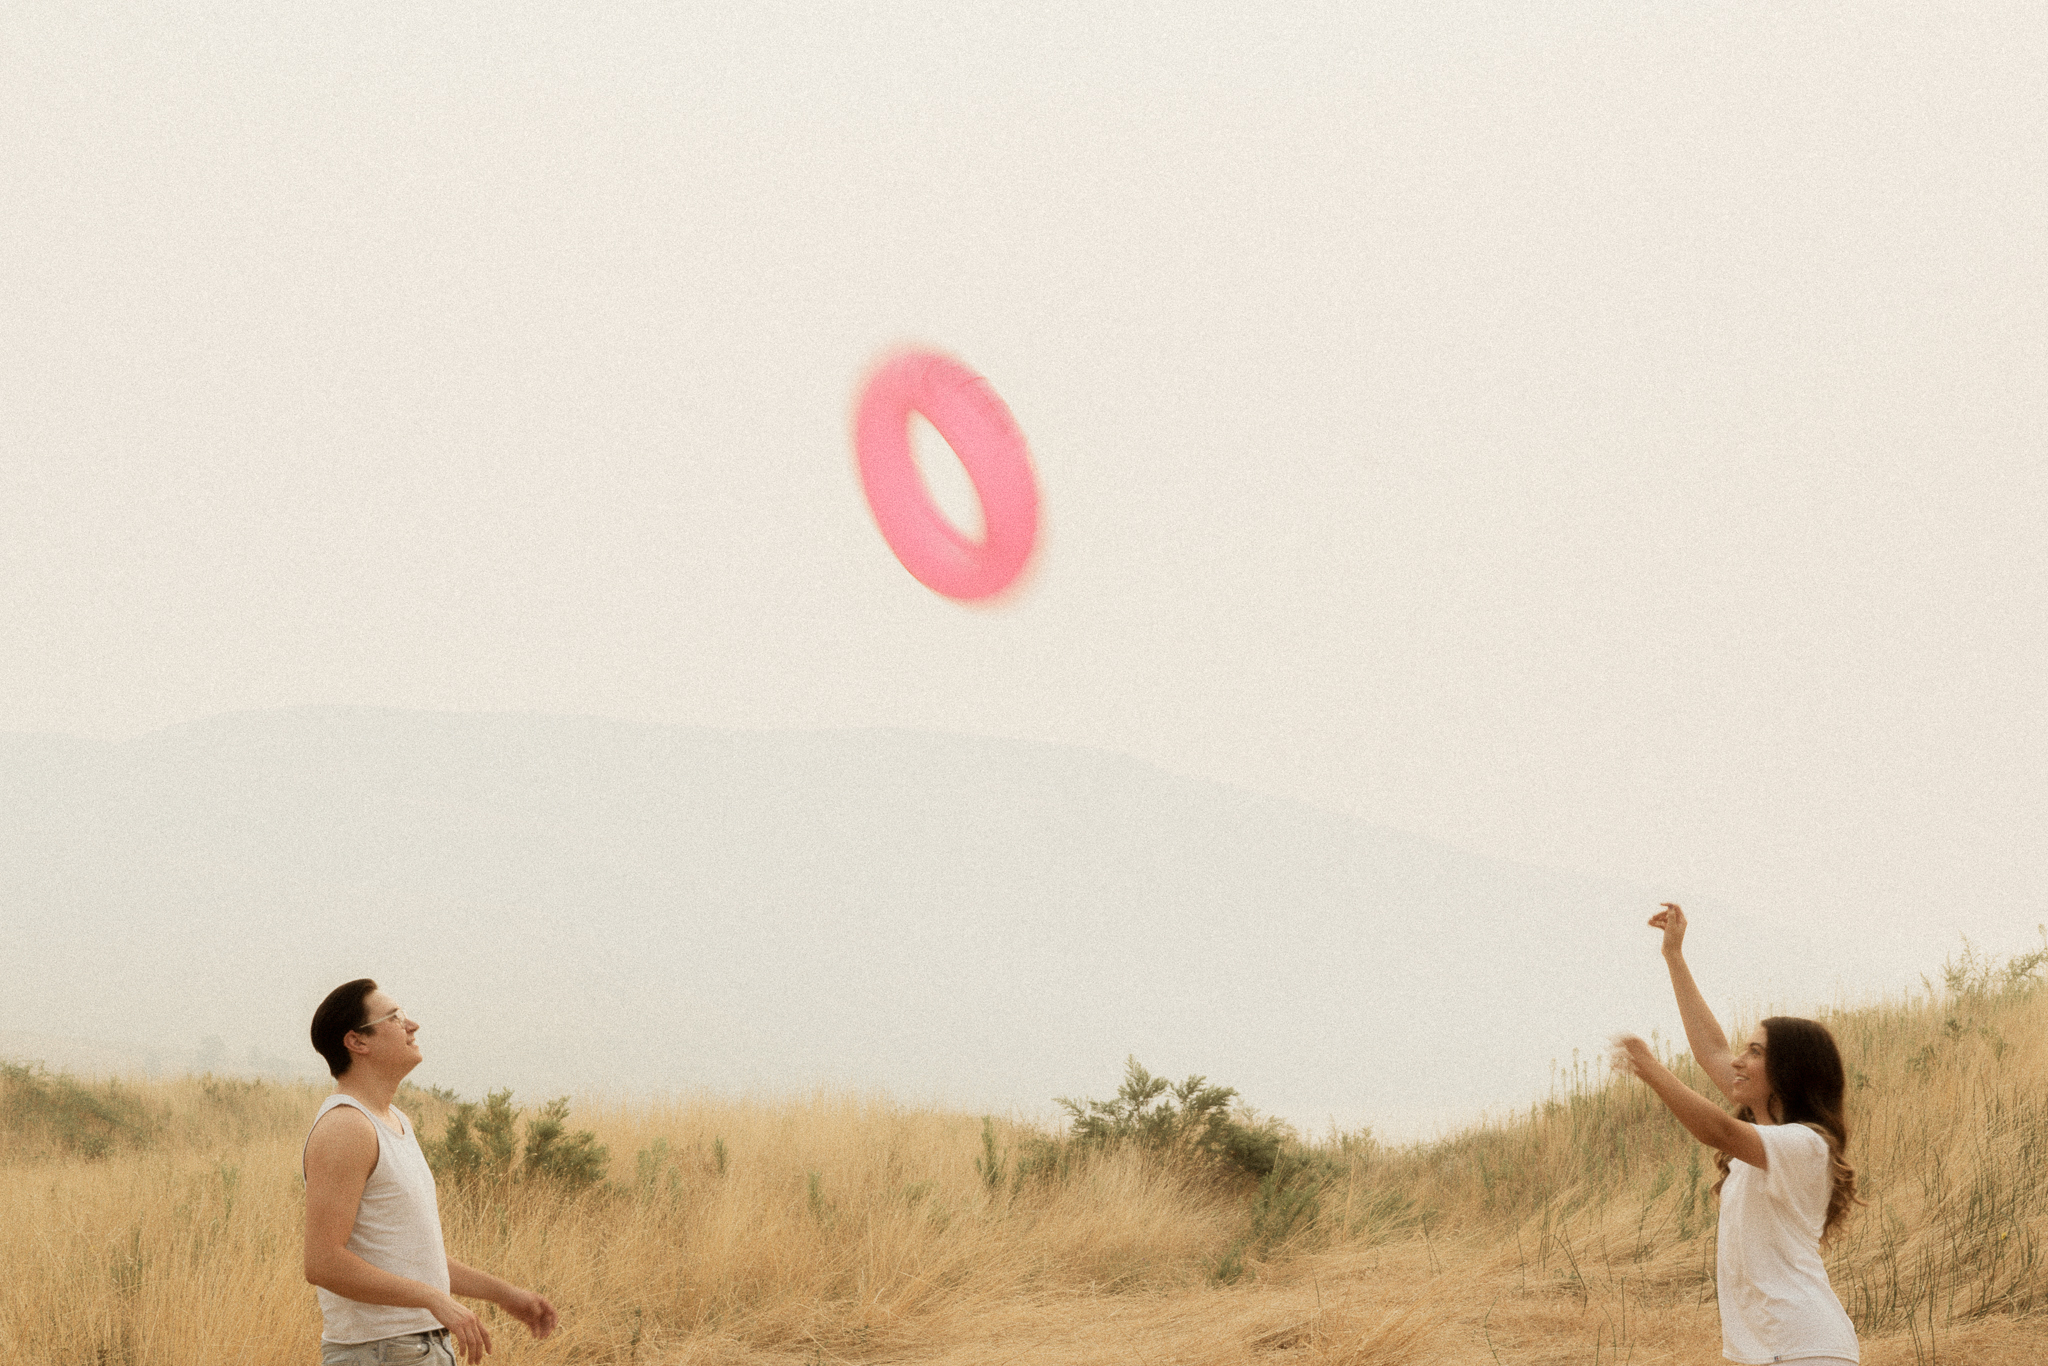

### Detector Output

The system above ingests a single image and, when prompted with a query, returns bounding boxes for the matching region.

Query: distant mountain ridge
[2,707,1723,1136]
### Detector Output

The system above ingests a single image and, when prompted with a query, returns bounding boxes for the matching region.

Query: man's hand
[441,1259,558,1356]
[500,1287,559,1340]
[430,1293,493,1364]
[1648,902,1687,957]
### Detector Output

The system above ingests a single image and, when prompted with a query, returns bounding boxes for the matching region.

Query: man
[304,979,558,1364]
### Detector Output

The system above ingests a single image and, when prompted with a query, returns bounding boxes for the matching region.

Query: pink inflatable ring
[853,350,1040,601]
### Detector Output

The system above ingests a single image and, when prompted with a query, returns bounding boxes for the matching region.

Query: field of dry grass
[5,946,2046,1365]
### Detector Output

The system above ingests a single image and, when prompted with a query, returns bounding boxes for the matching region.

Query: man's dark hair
[311,978,379,1078]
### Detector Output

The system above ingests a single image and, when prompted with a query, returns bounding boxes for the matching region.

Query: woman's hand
[1648,902,1687,957]
[1610,1034,1654,1080]
[1609,1031,1765,1166]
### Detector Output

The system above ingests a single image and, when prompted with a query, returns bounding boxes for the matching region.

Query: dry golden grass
[5,957,2046,1364]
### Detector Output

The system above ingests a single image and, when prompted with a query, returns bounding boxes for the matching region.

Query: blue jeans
[319,1330,455,1365]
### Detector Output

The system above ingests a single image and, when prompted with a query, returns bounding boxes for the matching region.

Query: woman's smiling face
[1729,1026,1775,1115]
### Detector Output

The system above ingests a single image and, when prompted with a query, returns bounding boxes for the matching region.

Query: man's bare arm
[448,1258,558,1340]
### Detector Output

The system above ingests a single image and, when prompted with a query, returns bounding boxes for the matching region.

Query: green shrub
[1057,1056,1288,1180]
[634,1137,670,1192]
[1925,930,2048,1001]
[1009,1131,1075,1191]
[478,1089,520,1175]
[975,1117,1006,1193]
[1,1063,159,1160]
[523,1097,609,1190]
[423,1101,486,1180]
[422,1088,608,1192]
[1055,1057,1339,1281]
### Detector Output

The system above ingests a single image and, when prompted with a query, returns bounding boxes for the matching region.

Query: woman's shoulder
[1757,1120,1831,1154]
[1756,1122,1835,1185]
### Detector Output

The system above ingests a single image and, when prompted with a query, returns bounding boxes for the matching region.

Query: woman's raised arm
[1652,903,1739,1103]
[1612,1034,1765,1168]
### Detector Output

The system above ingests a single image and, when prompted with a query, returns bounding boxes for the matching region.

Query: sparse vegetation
[1,1062,159,1159]
[1057,1054,1291,1180]
[421,1088,610,1193]
[3,939,2046,1363]
[1050,1056,1342,1281]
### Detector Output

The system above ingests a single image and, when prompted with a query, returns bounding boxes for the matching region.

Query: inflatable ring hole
[906,411,987,544]
[853,347,1038,601]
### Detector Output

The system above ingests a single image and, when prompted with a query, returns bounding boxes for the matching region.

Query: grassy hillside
[4,945,2045,1364]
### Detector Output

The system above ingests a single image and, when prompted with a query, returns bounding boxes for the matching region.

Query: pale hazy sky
[4,5,2044,1003]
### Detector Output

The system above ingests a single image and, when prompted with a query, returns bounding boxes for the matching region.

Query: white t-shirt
[1717,1121,1859,1364]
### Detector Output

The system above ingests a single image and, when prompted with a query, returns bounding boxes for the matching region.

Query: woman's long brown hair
[1712,1015,1860,1244]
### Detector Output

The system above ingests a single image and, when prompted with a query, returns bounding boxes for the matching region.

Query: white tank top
[304,1094,451,1344]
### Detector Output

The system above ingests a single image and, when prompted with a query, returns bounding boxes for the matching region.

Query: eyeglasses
[351,1006,413,1035]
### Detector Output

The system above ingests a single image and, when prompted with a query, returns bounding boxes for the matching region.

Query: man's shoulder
[306,1099,379,1151]
[305,1102,383,1190]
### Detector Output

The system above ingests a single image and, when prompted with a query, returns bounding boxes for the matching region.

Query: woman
[1612,903,1860,1365]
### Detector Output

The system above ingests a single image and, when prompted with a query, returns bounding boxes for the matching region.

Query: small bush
[421,1088,607,1192]
[424,1101,486,1180]
[634,1137,671,1192]
[1924,929,2048,1002]
[1,1063,159,1160]
[1057,1056,1288,1180]
[477,1089,520,1174]
[975,1117,1006,1193]
[1009,1131,1075,1191]
[523,1097,609,1191]
[806,1169,833,1225]
[1056,1057,1339,1281]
